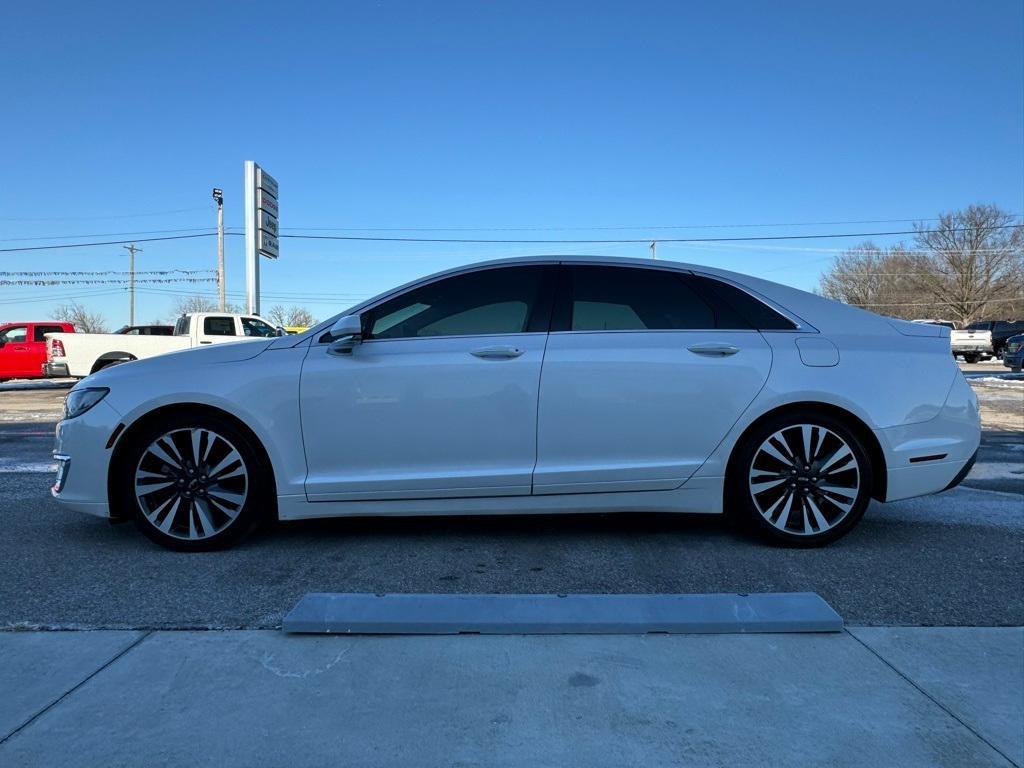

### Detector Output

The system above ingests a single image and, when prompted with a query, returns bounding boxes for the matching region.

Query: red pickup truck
[0,321,75,381]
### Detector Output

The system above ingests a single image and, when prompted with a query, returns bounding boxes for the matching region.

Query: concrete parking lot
[0,363,1020,630]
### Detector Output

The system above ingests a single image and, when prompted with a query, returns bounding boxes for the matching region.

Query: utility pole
[650,240,657,259]
[122,243,142,325]
[212,188,225,311]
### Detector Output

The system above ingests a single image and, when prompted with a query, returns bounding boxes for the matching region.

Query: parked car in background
[51,256,980,551]
[912,319,993,363]
[44,313,281,378]
[283,325,309,335]
[114,324,174,336]
[1003,334,1024,372]
[963,320,1024,358]
[0,321,75,381]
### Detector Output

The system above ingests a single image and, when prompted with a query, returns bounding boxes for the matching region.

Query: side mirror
[327,314,363,354]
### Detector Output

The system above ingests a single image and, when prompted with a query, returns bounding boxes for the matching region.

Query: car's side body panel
[299,333,548,501]
[534,329,771,493]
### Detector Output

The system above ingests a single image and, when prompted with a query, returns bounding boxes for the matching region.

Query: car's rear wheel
[963,353,979,364]
[730,412,873,547]
[119,415,268,550]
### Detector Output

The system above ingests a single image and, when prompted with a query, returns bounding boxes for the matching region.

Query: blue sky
[1,0,1021,325]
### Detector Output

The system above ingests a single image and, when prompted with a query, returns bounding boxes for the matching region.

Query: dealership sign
[244,160,280,314]
[255,167,279,259]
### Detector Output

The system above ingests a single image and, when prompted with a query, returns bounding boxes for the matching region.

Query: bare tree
[267,305,318,327]
[171,295,242,316]
[818,205,1023,323]
[909,205,1024,324]
[51,302,109,333]
[818,242,933,320]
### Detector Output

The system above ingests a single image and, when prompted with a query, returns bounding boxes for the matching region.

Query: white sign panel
[257,168,278,199]
[258,189,278,217]
[258,230,279,259]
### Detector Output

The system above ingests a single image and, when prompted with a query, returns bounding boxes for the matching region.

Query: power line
[276,224,1023,245]
[277,216,968,233]
[0,288,127,306]
[0,227,226,243]
[1,223,1018,253]
[0,206,212,222]
[0,232,222,253]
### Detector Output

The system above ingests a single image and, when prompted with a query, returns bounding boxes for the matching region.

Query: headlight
[63,387,109,420]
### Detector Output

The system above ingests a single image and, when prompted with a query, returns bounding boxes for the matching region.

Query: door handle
[12,346,28,351]
[200,341,212,345]
[471,346,524,360]
[687,342,739,357]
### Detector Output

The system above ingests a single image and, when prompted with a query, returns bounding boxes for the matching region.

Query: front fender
[105,347,308,497]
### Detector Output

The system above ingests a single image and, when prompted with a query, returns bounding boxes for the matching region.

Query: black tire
[93,358,132,374]
[116,412,270,551]
[963,354,979,364]
[728,410,873,547]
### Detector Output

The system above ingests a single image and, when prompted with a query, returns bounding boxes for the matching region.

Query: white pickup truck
[912,319,994,363]
[44,313,282,378]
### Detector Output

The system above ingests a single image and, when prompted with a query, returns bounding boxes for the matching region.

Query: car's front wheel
[118,415,268,551]
[730,412,873,547]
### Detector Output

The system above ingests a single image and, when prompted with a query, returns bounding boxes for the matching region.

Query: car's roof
[1,320,72,325]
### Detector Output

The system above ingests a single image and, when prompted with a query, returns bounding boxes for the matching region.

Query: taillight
[49,339,66,360]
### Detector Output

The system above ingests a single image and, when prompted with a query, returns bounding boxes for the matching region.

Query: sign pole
[244,161,259,315]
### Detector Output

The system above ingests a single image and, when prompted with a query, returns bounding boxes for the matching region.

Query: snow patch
[968,461,1024,480]
[0,378,75,391]
[0,460,56,473]
[968,376,1024,389]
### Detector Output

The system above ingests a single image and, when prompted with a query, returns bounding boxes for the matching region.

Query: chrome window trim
[357,331,549,346]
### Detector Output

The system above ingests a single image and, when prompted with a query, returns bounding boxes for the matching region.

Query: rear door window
[33,325,66,342]
[203,317,237,336]
[563,266,717,331]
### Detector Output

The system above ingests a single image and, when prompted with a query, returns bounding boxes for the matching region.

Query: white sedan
[52,256,980,550]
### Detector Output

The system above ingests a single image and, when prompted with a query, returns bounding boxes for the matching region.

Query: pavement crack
[0,630,153,748]
[845,628,1021,768]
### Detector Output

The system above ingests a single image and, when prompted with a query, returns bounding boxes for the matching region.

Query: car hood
[81,339,275,387]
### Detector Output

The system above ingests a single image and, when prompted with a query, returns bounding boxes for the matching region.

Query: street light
[212,188,225,310]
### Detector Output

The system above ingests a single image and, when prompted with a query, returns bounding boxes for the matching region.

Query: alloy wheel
[747,424,860,536]
[134,428,249,541]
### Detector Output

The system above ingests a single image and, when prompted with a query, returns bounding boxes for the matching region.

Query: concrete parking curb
[282,591,844,634]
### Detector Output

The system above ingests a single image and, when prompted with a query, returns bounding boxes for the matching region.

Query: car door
[300,264,556,501]
[0,325,32,378]
[533,264,775,494]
